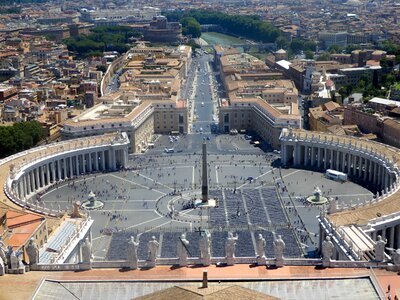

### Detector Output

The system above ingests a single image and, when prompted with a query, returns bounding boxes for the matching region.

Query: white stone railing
[319,216,361,261]
[54,217,92,264]
[31,257,386,271]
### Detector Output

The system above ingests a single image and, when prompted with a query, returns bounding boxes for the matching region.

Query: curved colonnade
[280,128,400,249]
[1,132,130,217]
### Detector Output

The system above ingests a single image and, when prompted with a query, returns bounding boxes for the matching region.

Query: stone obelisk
[201,141,208,203]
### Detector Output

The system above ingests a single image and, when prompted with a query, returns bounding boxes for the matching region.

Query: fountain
[81,191,104,210]
[306,186,328,204]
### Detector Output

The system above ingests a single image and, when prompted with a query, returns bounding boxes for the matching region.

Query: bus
[326,169,347,182]
[164,148,174,153]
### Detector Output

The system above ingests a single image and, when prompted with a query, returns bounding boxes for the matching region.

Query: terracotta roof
[135,285,280,300]
[6,210,43,228]
[323,101,341,112]
[8,219,42,250]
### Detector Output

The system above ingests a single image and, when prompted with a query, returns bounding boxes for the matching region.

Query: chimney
[202,270,208,288]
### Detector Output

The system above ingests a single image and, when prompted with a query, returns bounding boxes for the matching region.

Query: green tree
[316,53,331,61]
[164,10,281,43]
[304,41,317,52]
[276,36,289,49]
[289,39,304,54]
[63,26,141,58]
[180,17,201,38]
[305,50,314,59]
[0,121,44,158]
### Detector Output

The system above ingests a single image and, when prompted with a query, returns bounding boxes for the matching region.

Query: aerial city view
[1,0,400,299]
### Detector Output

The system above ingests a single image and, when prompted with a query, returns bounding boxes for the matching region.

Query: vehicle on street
[164,148,175,153]
[229,129,238,135]
[326,169,347,182]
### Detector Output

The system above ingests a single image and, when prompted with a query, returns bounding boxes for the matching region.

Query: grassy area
[201,31,243,46]
[201,31,269,61]
[394,82,400,90]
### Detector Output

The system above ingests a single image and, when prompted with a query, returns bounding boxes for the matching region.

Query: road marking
[221,189,230,227]
[258,188,276,239]
[109,174,166,195]
[281,170,302,179]
[138,173,173,191]
[123,216,164,231]
[240,192,257,251]
[92,235,107,241]
[237,170,273,189]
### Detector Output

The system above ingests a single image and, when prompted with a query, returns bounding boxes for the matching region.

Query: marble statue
[177,233,190,267]
[9,250,19,270]
[0,256,4,276]
[374,235,386,262]
[256,233,266,257]
[71,201,83,218]
[225,232,238,266]
[127,236,140,269]
[6,246,14,269]
[0,240,7,267]
[81,237,93,264]
[322,236,334,267]
[389,249,400,266]
[147,236,159,267]
[26,238,39,265]
[274,235,285,267]
[256,233,267,265]
[199,230,211,266]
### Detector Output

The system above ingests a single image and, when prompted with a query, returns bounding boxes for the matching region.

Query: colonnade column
[396,225,400,248]
[40,166,44,187]
[303,146,308,167]
[317,147,322,169]
[94,152,99,171]
[101,151,106,170]
[363,159,368,181]
[389,226,395,248]
[370,161,374,186]
[75,155,79,176]
[44,164,49,186]
[62,159,67,179]
[112,149,116,170]
[384,171,389,191]
[335,151,340,171]
[88,153,93,172]
[22,176,27,198]
[69,157,73,178]
[57,160,62,181]
[27,172,32,194]
[311,147,316,168]
[342,152,346,173]
[33,169,38,190]
[51,162,56,183]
